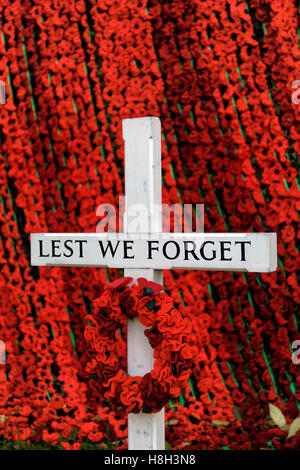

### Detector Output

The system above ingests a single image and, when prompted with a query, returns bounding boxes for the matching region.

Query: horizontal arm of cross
[31,232,277,273]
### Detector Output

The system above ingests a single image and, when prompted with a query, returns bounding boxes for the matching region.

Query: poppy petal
[137,277,164,295]
[105,277,133,290]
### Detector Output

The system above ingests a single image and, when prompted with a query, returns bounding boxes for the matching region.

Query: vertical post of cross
[122,117,165,450]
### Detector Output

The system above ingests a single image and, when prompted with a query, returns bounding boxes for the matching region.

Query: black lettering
[148,240,159,259]
[52,240,61,257]
[98,240,120,258]
[220,241,232,261]
[235,241,251,261]
[123,240,134,259]
[200,241,216,260]
[163,241,180,260]
[39,240,49,257]
[183,240,199,260]
[63,240,74,257]
[74,240,87,258]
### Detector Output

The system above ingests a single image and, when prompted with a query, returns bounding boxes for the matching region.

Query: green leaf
[287,417,300,438]
[233,405,243,421]
[269,403,286,427]
[146,300,157,310]
[211,420,230,427]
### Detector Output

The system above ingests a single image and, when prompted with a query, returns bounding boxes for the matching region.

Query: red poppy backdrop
[0,0,299,450]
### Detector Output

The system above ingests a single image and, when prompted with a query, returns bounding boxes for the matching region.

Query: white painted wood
[126,268,163,376]
[31,232,277,273]
[126,269,165,450]
[123,117,165,450]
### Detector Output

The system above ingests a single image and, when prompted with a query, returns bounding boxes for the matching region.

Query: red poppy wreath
[81,277,196,414]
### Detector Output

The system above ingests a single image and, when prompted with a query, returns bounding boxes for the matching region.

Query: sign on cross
[30,117,277,450]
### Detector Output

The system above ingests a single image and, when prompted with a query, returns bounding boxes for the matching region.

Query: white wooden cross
[30,117,277,450]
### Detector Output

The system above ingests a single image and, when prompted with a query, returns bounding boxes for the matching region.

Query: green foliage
[0,438,59,450]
